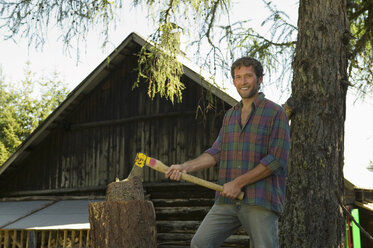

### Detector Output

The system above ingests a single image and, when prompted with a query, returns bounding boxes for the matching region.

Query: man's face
[233,65,262,99]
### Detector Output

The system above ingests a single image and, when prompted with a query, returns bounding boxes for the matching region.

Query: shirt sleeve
[204,126,223,163]
[260,108,290,174]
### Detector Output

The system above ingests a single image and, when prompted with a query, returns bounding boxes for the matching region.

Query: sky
[0,0,372,184]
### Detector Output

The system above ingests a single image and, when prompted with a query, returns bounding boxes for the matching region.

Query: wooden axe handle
[135,153,244,200]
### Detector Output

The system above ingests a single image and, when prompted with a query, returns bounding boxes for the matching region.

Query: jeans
[190,203,279,248]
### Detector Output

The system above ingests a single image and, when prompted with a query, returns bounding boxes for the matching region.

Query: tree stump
[89,176,157,247]
[106,176,145,201]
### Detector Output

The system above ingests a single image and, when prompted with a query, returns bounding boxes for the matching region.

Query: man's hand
[219,164,273,199]
[221,180,243,199]
[165,164,187,181]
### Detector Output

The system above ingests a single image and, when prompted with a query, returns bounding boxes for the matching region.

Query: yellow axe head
[135,153,150,168]
[135,153,157,168]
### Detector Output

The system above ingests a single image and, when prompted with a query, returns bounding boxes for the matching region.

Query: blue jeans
[190,203,279,248]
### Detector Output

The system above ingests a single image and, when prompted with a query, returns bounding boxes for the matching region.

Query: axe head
[135,153,150,168]
[125,153,148,180]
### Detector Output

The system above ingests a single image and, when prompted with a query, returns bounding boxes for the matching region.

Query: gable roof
[0,32,239,180]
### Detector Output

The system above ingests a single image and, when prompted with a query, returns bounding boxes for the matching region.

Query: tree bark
[89,200,157,248]
[280,0,349,247]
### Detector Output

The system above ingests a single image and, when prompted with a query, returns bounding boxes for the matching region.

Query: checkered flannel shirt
[205,93,290,214]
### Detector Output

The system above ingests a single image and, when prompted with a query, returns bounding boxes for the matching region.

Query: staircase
[144,182,250,248]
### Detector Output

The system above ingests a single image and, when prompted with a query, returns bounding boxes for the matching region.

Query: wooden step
[157,220,248,235]
[157,233,250,248]
[151,197,214,207]
[144,182,215,199]
[155,206,210,220]
[157,220,200,233]
[146,189,214,199]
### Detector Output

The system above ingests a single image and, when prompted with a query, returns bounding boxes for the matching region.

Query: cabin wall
[1,53,229,195]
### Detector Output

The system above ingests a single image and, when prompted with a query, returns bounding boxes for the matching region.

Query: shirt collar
[234,92,265,110]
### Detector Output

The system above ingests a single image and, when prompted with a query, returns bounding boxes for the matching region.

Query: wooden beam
[41,231,45,248]
[25,231,28,248]
[48,230,52,248]
[79,230,83,248]
[56,230,60,248]
[71,230,75,247]
[63,230,67,248]
[355,200,373,212]
[20,231,24,248]
[12,230,16,248]
[70,111,195,130]
[86,230,90,247]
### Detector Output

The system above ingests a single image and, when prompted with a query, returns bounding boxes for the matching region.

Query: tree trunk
[280,0,349,247]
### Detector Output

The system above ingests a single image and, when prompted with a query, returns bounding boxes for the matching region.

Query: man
[165,57,290,248]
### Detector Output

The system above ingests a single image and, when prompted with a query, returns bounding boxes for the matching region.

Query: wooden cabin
[0,32,248,247]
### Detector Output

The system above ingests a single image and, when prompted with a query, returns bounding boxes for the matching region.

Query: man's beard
[239,82,260,99]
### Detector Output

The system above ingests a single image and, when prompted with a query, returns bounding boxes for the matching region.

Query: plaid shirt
[205,93,290,214]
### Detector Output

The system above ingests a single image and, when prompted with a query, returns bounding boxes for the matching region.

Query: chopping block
[89,173,157,248]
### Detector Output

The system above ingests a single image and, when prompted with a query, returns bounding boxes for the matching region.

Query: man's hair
[231,57,264,79]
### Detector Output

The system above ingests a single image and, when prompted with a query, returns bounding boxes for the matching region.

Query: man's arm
[221,164,273,199]
[165,152,216,181]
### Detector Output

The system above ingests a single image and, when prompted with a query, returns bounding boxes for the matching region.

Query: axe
[135,153,244,200]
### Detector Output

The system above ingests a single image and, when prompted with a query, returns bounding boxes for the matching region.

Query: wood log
[89,200,156,248]
[105,176,144,201]
[89,175,156,247]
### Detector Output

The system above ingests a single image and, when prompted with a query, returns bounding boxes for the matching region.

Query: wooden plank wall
[2,53,229,194]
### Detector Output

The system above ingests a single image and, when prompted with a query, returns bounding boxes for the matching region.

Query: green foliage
[0,0,120,51]
[133,0,234,103]
[135,0,371,100]
[135,0,297,97]
[215,1,297,85]
[135,22,185,103]
[0,0,372,102]
[0,63,69,166]
[347,0,373,96]
[132,0,295,102]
